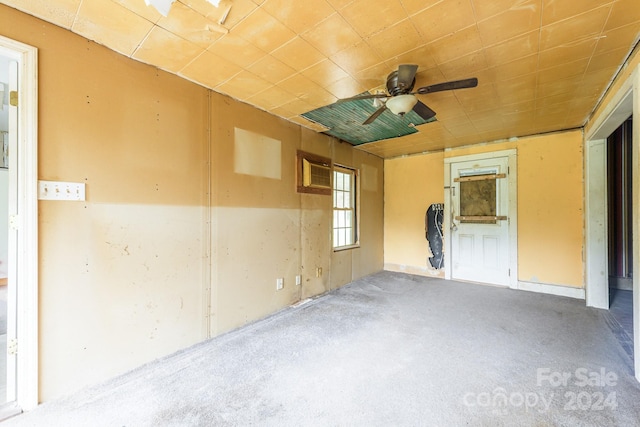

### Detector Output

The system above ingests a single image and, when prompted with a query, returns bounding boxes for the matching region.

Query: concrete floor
[4,271,640,426]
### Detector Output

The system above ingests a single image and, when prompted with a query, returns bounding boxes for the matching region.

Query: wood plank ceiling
[4,0,640,158]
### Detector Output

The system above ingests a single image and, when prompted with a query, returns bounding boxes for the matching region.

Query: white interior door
[450,156,510,286]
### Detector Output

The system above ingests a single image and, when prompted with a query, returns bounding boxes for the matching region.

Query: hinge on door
[508,268,511,277]
[7,338,17,355]
[9,91,18,107]
[8,215,18,230]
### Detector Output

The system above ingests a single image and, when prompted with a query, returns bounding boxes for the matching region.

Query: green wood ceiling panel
[302,96,436,145]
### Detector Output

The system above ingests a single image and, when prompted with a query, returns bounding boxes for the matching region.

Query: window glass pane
[336,172,344,191]
[346,210,352,228]
[339,228,346,247]
[333,228,339,247]
[343,173,350,191]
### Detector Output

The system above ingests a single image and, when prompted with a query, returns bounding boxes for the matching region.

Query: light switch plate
[38,180,85,201]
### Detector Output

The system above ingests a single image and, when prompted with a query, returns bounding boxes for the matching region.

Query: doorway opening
[607,117,634,356]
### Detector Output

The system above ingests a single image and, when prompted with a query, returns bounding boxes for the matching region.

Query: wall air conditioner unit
[297,150,332,195]
[303,158,331,189]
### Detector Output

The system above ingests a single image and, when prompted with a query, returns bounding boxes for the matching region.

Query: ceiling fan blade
[397,64,418,91]
[363,105,387,125]
[412,100,436,121]
[336,93,389,104]
[417,77,478,95]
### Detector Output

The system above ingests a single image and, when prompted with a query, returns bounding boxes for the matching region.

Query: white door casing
[0,35,38,411]
[444,150,517,289]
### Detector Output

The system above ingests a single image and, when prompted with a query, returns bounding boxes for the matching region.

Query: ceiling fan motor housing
[386,70,415,96]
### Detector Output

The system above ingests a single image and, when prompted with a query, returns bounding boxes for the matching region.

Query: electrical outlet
[296,275,301,286]
[276,278,284,291]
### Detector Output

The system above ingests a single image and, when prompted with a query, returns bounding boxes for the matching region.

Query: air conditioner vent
[303,159,331,189]
[296,150,332,195]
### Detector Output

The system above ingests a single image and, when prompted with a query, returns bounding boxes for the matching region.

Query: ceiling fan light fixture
[385,94,418,116]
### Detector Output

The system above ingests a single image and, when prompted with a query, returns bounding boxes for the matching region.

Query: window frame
[332,164,360,251]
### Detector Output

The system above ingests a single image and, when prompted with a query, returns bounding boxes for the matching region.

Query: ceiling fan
[338,64,478,125]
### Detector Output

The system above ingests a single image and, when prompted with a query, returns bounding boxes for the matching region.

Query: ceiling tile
[181,0,258,28]
[271,37,326,71]
[604,0,640,31]
[537,39,598,69]
[586,48,630,73]
[279,74,336,107]
[207,33,266,68]
[157,2,226,48]
[331,41,384,75]
[133,26,203,72]
[471,0,538,22]
[353,61,396,90]
[6,0,81,29]
[365,18,423,60]
[247,55,297,84]
[300,59,349,86]
[400,0,442,16]
[422,94,468,120]
[340,0,408,38]
[179,50,242,87]
[72,0,153,57]
[494,74,537,104]
[427,25,484,64]
[412,0,476,43]
[537,58,589,84]
[277,98,316,116]
[477,3,541,47]
[536,77,581,99]
[246,85,297,110]
[594,22,640,55]
[484,55,539,81]
[324,75,368,98]
[541,0,612,26]
[325,0,355,10]
[453,82,499,113]
[215,70,272,100]
[261,0,335,34]
[437,51,488,80]
[113,0,162,23]
[301,12,362,56]
[385,45,437,71]
[483,30,539,65]
[539,6,610,51]
[232,7,296,52]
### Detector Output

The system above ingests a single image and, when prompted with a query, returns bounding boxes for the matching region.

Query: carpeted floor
[4,271,640,426]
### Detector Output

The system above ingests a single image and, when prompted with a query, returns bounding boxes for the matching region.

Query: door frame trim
[584,62,639,383]
[444,149,518,289]
[0,35,38,410]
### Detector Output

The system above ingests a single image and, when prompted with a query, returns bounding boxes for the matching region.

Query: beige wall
[1,5,384,402]
[210,96,384,334]
[384,130,584,287]
[384,152,444,275]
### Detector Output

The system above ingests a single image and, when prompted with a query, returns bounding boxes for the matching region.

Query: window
[333,165,358,249]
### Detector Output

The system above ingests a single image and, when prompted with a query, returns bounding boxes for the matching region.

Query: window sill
[333,244,360,252]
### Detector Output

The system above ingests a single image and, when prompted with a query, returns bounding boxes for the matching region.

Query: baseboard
[518,281,585,300]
